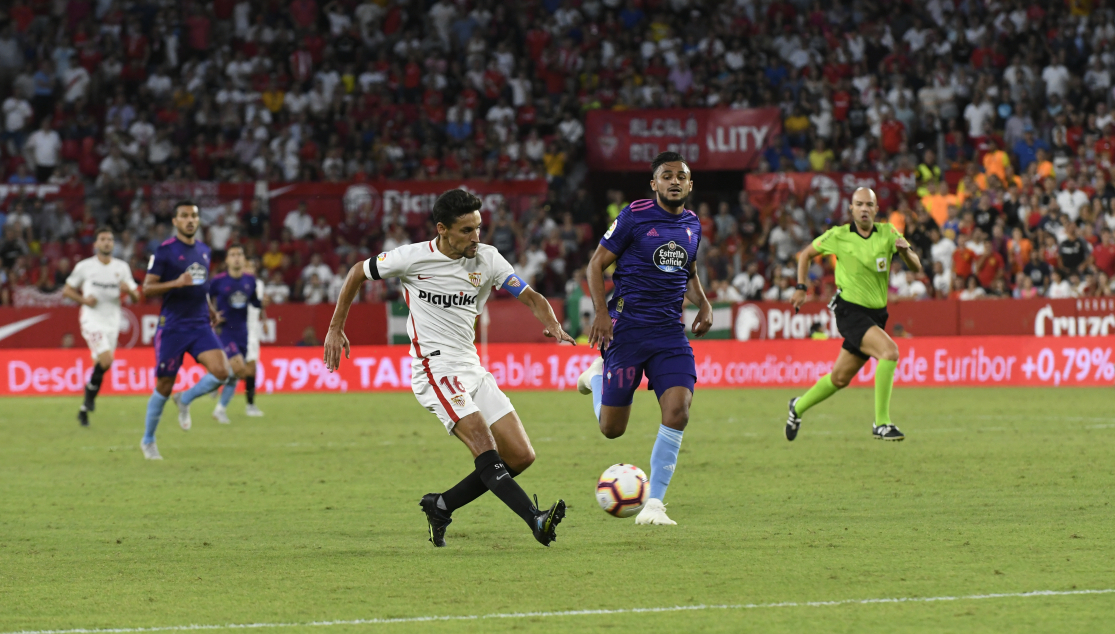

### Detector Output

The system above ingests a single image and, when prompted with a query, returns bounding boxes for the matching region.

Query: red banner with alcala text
[585,108,782,171]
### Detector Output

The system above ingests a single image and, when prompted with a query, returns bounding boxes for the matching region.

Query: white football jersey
[364,239,518,364]
[66,256,137,330]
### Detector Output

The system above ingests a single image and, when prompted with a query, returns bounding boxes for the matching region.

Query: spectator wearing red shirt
[10,0,35,33]
[880,108,906,155]
[303,29,326,64]
[290,46,313,84]
[1095,230,1115,277]
[290,0,318,30]
[831,85,850,122]
[185,7,212,55]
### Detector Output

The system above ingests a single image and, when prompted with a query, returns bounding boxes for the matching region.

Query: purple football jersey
[210,272,260,334]
[146,236,213,328]
[599,198,702,328]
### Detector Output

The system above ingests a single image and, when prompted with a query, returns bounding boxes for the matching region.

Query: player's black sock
[245,375,256,405]
[83,364,107,410]
[438,465,520,513]
[473,450,536,527]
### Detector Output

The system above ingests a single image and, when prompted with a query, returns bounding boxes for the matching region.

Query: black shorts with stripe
[832,295,888,360]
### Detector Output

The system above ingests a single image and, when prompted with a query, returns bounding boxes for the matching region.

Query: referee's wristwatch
[795,283,808,292]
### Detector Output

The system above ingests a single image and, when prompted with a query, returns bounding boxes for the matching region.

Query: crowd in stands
[1,0,1115,312]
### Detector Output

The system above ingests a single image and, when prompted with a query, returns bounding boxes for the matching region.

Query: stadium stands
[1,0,1114,310]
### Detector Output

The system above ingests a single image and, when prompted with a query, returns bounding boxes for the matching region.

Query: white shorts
[411,357,515,434]
[81,326,118,359]
[246,328,260,362]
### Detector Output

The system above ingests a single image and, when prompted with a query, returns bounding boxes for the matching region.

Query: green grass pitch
[2,387,1113,633]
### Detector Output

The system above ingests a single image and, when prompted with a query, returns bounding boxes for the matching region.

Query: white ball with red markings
[596,463,649,518]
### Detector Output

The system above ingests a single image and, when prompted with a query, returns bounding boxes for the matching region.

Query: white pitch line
[4,588,1112,634]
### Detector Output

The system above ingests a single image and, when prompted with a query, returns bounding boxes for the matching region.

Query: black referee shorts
[831,295,888,360]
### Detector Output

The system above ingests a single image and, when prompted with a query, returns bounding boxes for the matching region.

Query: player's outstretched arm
[323,262,366,371]
[516,286,575,344]
[142,271,194,297]
[586,245,618,350]
[685,263,713,337]
[792,243,819,313]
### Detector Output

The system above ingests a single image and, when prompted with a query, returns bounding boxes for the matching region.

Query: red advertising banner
[4,298,1113,350]
[0,183,86,218]
[3,337,1113,397]
[729,298,1115,340]
[141,180,548,235]
[0,304,389,349]
[585,108,782,171]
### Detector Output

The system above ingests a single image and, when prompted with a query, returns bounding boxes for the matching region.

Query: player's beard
[657,188,690,211]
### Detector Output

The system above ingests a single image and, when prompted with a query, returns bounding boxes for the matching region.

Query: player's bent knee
[880,346,900,362]
[508,448,535,473]
[831,373,853,389]
[211,366,231,382]
[662,407,689,431]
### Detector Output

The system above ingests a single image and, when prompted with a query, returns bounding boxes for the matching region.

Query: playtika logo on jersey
[417,289,477,308]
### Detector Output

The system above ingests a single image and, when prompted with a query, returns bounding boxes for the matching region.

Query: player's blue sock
[219,377,238,408]
[181,373,224,406]
[144,391,168,444]
[590,374,603,421]
[648,425,684,501]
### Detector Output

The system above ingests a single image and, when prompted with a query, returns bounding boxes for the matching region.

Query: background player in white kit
[324,189,572,547]
[62,228,140,426]
[242,257,266,416]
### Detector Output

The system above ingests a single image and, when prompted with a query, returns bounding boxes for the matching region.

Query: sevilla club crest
[468,272,482,287]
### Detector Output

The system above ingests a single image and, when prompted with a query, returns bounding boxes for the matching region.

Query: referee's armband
[363,258,381,280]
[501,273,528,297]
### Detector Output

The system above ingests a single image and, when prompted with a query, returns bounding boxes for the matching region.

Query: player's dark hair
[93,226,114,239]
[651,151,689,178]
[432,189,483,227]
[227,243,244,253]
[173,200,198,215]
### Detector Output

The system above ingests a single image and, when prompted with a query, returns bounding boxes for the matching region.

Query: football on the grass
[596,463,649,518]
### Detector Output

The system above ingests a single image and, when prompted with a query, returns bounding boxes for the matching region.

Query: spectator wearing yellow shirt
[808,139,834,171]
[783,106,811,147]
[261,240,284,272]
[261,77,285,113]
[543,142,567,182]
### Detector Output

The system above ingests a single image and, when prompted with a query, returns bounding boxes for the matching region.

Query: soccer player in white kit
[62,228,140,426]
[242,257,266,416]
[324,189,571,547]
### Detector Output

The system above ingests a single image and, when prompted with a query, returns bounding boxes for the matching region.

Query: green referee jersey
[812,222,901,310]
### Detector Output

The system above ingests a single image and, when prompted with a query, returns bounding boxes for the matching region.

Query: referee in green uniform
[786,187,922,441]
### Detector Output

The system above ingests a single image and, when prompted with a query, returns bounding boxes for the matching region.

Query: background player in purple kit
[577,152,713,525]
[209,244,264,423]
[139,201,230,460]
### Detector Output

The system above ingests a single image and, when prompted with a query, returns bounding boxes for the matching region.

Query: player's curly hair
[432,189,483,227]
[651,151,689,177]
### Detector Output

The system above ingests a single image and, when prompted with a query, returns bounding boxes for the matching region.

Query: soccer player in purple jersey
[577,152,713,525]
[139,201,231,460]
[209,244,263,423]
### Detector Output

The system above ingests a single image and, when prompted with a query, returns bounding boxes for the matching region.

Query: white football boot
[171,393,192,430]
[635,498,677,525]
[245,404,264,417]
[212,404,230,424]
[577,356,604,395]
[141,441,163,460]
